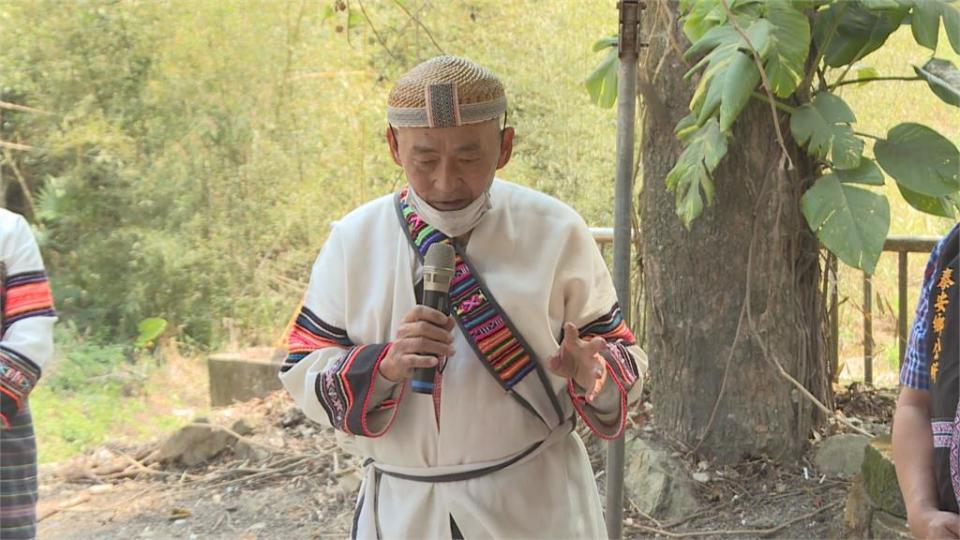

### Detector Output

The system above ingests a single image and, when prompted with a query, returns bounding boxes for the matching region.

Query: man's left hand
[547,322,607,403]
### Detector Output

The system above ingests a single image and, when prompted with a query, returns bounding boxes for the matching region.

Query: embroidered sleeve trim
[3,270,56,330]
[565,304,641,439]
[567,352,628,440]
[0,345,41,424]
[314,343,404,438]
[282,305,353,373]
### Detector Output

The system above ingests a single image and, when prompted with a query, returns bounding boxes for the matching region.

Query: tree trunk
[638,1,830,463]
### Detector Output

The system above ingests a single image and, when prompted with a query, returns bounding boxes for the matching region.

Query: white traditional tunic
[0,209,56,426]
[281,179,646,539]
[1,208,56,540]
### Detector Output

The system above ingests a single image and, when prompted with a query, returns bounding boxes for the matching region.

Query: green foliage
[910,0,960,52]
[30,327,189,463]
[4,1,620,348]
[665,117,728,228]
[834,158,885,185]
[874,122,960,196]
[135,317,168,349]
[588,0,960,273]
[764,0,812,97]
[585,36,619,108]
[42,325,131,393]
[790,92,865,169]
[801,174,890,273]
[914,57,960,106]
[813,2,907,67]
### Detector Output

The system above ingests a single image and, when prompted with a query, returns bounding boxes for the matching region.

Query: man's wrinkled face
[387,119,514,211]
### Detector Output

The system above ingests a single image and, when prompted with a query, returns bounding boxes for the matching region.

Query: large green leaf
[813,2,907,67]
[909,0,960,53]
[875,123,960,196]
[914,57,960,107]
[682,0,726,42]
[896,183,958,218]
[666,118,729,227]
[681,0,766,42]
[585,44,618,109]
[764,0,811,97]
[685,17,772,129]
[801,174,890,274]
[135,317,168,348]
[720,52,761,131]
[789,92,864,169]
[834,158,885,185]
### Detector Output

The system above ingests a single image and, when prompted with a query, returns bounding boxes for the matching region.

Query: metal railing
[589,227,939,386]
[852,236,938,385]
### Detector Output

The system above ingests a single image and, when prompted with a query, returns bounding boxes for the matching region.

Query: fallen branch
[37,493,91,522]
[202,456,315,491]
[628,500,842,538]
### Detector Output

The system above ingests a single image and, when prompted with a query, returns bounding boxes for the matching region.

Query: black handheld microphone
[411,243,456,394]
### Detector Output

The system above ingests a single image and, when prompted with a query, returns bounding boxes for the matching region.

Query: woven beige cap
[387,55,506,128]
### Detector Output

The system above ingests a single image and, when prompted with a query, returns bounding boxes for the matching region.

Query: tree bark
[638,1,830,462]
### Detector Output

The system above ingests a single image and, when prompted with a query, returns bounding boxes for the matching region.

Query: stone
[156,421,237,466]
[233,441,270,462]
[207,348,286,407]
[815,434,870,476]
[230,419,254,437]
[623,437,699,520]
[862,436,907,519]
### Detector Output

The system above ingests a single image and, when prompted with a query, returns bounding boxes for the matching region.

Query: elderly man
[0,208,57,540]
[280,55,646,539]
[893,222,960,539]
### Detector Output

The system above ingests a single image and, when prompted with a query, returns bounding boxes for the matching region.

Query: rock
[233,440,270,462]
[815,434,870,476]
[230,419,254,437]
[862,436,907,519]
[207,348,285,407]
[155,421,237,466]
[280,406,306,428]
[843,475,873,539]
[692,472,710,483]
[623,437,699,520]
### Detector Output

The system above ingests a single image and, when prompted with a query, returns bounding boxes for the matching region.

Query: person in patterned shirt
[893,222,960,539]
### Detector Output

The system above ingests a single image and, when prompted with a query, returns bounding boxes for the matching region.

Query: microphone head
[423,243,456,293]
[424,242,455,271]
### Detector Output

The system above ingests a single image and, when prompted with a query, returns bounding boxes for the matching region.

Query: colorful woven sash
[395,188,539,391]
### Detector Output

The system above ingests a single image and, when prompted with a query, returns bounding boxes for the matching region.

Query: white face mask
[406,185,492,238]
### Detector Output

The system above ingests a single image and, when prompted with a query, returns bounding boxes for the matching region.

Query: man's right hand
[909,508,960,539]
[380,306,455,383]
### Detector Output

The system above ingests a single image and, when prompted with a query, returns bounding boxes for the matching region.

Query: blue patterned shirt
[900,223,960,390]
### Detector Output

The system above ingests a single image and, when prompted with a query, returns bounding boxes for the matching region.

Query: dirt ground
[36,384,894,539]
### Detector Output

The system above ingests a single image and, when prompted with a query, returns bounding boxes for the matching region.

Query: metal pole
[607,2,641,538]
